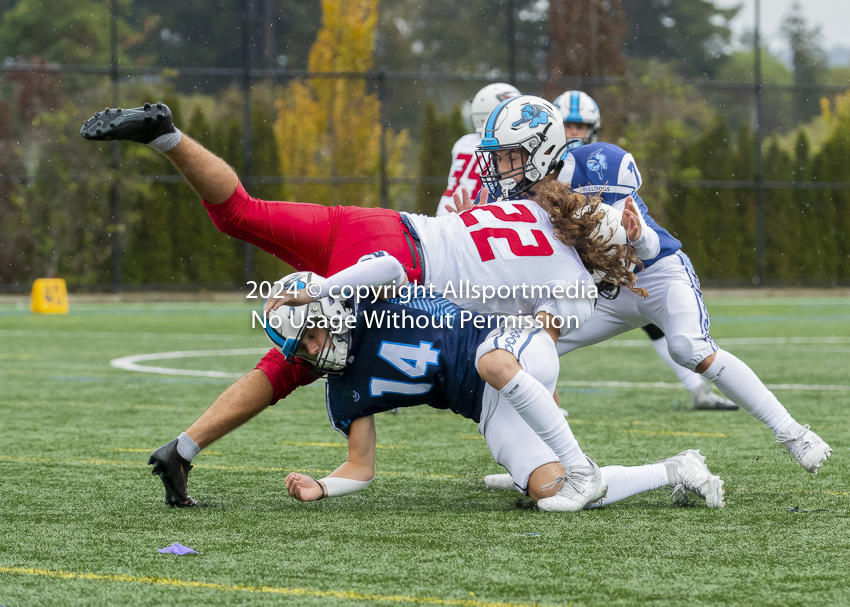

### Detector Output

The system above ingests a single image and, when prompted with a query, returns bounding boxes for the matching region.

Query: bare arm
[264,254,408,315]
[186,369,273,449]
[285,416,377,502]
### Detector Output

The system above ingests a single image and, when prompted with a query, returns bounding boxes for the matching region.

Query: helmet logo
[587,149,608,180]
[512,104,552,129]
[283,277,307,291]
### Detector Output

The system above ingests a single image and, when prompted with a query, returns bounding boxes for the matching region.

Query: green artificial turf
[0,296,848,606]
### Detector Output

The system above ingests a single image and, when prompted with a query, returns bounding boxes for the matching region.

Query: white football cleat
[484,473,515,491]
[657,449,725,508]
[775,425,832,474]
[691,380,738,411]
[536,456,608,512]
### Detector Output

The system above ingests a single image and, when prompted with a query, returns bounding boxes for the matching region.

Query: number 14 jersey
[402,200,595,326]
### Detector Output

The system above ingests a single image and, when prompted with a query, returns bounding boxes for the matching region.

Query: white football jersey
[437,133,483,217]
[404,200,595,333]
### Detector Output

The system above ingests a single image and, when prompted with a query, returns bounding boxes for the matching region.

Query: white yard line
[106,348,850,391]
[109,348,268,379]
[557,380,850,392]
[590,336,850,347]
[1,329,255,342]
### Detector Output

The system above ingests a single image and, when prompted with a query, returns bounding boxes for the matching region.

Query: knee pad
[667,335,697,371]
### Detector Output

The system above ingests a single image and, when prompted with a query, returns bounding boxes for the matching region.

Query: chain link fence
[2,46,849,290]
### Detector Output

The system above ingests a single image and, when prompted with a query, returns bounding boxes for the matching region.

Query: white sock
[585,463,669,509]
[148,129,183,153]
[650,337,704,393]
[499,370,586,468]
[176,431,200,462]
[702,349,799,434]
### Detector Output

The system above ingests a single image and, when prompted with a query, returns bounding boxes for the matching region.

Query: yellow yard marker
[30,278,69,314]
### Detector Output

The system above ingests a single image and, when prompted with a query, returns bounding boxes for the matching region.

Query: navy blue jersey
[558,142,682,268]
[326,295,496,437]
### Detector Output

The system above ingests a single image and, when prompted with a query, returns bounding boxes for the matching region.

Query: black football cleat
[148,438,198,507]
[80,102,175,143]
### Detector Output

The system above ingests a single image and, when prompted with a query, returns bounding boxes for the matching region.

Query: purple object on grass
[158,542,199,555]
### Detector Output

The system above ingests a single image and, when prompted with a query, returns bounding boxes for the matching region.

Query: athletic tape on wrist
[318,476,372,497]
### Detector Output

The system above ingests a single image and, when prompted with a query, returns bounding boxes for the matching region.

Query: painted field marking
[1,455,846,498]
[110,448,223,455]
[110,348,268,379]
[0,566,557,607]
[102,341,850,388]
[591,336,850,348]
[557,380,850,392]
[724,486,850,497]
[280,441,404,450]
[0,455,471,481]
[0,400,194,412]
[0,329,256,342]
[621,429,729,438]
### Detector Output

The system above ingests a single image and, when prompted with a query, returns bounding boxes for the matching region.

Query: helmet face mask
[263,272,354,376]
[293,320,351,376]
[475,96,567,200]
[477,138,542,199]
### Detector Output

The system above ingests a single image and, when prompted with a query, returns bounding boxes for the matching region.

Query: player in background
[80,99,640,507]
[265,272,725,510]
[472,96,832,478]
[552,89,737,412]
[436,83,520,217]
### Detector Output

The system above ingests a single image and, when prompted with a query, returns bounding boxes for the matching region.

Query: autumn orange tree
[274,0,408,207]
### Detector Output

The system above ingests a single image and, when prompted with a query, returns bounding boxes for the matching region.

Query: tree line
[1,0,848,286]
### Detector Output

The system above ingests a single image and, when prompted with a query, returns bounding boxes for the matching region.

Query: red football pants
[203,182,423,403]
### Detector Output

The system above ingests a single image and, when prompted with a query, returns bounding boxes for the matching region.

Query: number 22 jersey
[403,200,595,326]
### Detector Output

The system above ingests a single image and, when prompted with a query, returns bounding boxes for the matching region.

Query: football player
[267,271,725,510]
[79,99,642,506]
[552,89,601,146]
[552,89,737,411]
[436,83,520,217]
[472,96,832,481]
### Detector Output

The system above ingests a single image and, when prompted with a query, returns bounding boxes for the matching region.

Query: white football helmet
[262,271,353,375]
[470,83,521,132]
[475,95,568,200]
[552,90,601,146]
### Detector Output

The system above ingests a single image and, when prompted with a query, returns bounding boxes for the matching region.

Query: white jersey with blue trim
[557,142,682,268]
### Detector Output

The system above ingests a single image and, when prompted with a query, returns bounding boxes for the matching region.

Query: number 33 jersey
[403,200,595,326]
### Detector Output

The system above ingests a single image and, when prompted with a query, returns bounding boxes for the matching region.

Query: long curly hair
[533,180,647,298]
